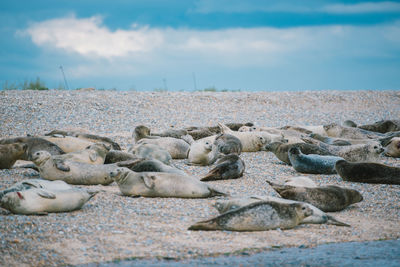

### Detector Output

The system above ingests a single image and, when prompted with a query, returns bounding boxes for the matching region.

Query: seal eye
[373,146,377,149]
[17,192,24,200]
[302,206,306,210]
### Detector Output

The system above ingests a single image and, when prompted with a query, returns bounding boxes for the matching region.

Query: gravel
[0,89,399,266]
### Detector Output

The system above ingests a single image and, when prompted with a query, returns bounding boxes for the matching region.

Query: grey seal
[267,180,363,212]
[0,136,64,160]
[116,158,186,175]
[288,147,344,174]
[0,187,98,215]
[0,143,28,169]
[188,200,312,231]
[110,167,227,198]
[264,142,334,165]
[104,150,138,164]
[383,137,400,158]
[187,138,218,166]
[45,130,121,150]
[130,143,173,165]
[358,120,400,133]
[335,160,400,185]
[31,151,116,185]
[214,133,242,155]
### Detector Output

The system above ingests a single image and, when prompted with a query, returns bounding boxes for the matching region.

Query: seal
[187,138,219,166]
[239,126,309,144]
[188,200,312,231]
[31,151,116,185]
[0,136,65,160]
[0,143,28,169]
[267,180,363,212]
[335,160,400,185]
[212,196,350,226]
[263,142,334,165]
[288,147,344,174]
[0,179,72,201]
[151,128,188,139]
[104,150,138,164]
[42,136,95,153]
[136,137,190,159]
[323,123,384,139]
[130,143,173,165]
[280,125,327,136]
[218,123,278,152]
[383,137,400,158]
[0,187,98,215]
[45,130,121,150]
[200,154,245,181]
[358,120,400,133]
[302,138,384,162]
[110,167,227,198]
[53,143,111,165]
[116,158,186,175]
[308,133,376,146]
[213,133,242,155]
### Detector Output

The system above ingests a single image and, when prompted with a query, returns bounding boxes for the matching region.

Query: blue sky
[1,0,400,91]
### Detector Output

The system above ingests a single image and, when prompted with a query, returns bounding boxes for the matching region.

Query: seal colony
[0,90,399,266]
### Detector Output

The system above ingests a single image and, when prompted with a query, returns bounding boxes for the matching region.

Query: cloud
[192,0,400,14]
[21,15,400,90]
[24,15,164,58]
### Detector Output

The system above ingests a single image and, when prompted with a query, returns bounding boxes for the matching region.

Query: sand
[0,89,399,266]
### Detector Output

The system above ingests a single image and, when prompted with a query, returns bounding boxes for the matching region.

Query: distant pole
[163,78,167,90]
[59,65,70,90]
[192,72,197,91]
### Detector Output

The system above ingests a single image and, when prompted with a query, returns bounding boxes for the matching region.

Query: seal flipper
[188,218,222,231]
[326,215,351,227]
[54,160,70,172]
[141,175,156,189]
[207,186,228,197]
[200,168,220,181]
[36,189,56,199]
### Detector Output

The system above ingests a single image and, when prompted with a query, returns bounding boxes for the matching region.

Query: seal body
[42,136,94,153]
[32,151,116,185]
[116,158,186,175]
[264,142,334,165]
[104,150,138,164]
[323,123,384,139]
[358,120,400,133]
[45,130,121,150]
[0,188,97,215]
[335,160,400,185]
[136,137,189,159]
[188,201,312,231]
[201,154,245,181]
[110,168,226,198]
[214,133,242,155]
[288,147,344,174]
[187,138,218,166]
[52,143,110,165]
[268,181,363,212]
[131,143,172,165]
[0,179,72,200]
[0,143,27,169]
[212,196,349,226]
[0,137,64,160]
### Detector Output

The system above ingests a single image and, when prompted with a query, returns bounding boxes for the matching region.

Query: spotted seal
[188,200,312,231]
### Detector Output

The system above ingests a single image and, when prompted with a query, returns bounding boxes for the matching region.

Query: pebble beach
[1,89,400,266]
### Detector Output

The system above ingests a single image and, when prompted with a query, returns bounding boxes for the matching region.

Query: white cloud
[192,0,400,14]
[25,15,163,58]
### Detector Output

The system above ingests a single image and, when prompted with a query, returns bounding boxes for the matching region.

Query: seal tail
[188,219,222,231]
[200,168,220,181]
[265,179,287,193]
[208,186,228,197]
[86,189,101,199]
[326,215,351,227]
